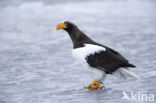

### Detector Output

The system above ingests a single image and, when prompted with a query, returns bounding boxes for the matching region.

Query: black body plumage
[63,21,136,74]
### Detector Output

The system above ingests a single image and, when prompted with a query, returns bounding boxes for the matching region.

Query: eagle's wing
[86,47,134,73]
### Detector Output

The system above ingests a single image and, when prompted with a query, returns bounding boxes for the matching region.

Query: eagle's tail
[114,68,140,80]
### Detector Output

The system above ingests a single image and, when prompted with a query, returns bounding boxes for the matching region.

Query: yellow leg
[84,80,103,90]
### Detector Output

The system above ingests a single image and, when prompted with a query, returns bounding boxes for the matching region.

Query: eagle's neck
[65,26,94,48]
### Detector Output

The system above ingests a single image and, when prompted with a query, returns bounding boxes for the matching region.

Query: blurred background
[0,0,156,103]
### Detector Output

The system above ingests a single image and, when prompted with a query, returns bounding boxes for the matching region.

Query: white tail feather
[115,68,140,80]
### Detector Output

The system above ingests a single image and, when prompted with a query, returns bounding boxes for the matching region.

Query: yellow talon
[84,80,103,90]
[84,85,91,89]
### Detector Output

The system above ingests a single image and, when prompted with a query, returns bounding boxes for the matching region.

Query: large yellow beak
[56,23,66,30]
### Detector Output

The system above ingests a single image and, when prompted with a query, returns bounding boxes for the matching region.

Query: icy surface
[0,0,156,103]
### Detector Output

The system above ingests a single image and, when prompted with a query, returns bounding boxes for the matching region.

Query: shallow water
[0,0,156,103]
